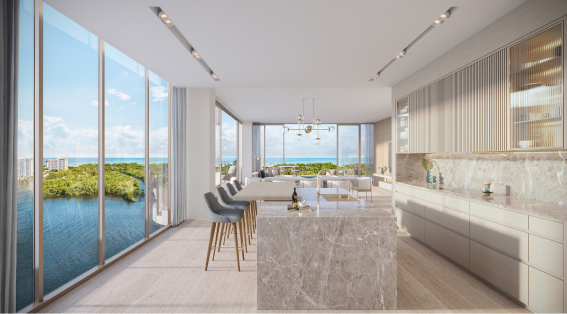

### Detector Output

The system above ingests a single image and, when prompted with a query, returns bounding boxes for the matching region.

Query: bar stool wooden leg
[238,220,246,260]
[205,222,217,270]
[232,222,240,271]
[247,210,252,243]
[222,223,228,245]
[224,224,229,242]
[241,215,248,253]
[217,223,225,252]
[211,223,220,261]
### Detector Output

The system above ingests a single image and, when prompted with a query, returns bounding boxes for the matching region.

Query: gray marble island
[256,188,397,311]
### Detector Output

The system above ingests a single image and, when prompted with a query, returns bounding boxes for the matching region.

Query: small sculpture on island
[378,166,388,175]
[422,158,434,183]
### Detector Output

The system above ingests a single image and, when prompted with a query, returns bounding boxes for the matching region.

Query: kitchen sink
[321,194,360,202]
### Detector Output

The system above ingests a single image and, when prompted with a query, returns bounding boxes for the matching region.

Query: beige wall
[374,117,392,175]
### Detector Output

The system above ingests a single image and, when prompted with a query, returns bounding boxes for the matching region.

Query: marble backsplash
[396,152,567,204]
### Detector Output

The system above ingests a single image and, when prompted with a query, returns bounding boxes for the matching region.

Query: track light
[369,7,458,81]
[163,18,174,26]
[211,72,220,81]
[192,50,201,59]
[158,11,168,20]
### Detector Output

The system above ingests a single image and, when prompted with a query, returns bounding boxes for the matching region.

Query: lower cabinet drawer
[405,195,425,217]
[425,221,469,269]
[529,234,563,278]
[424,202,469,236]
[470,241,528,304]
[395,208,425,242]
[395,193,407,209]
[529,266,564,313]
[470,215,528,261]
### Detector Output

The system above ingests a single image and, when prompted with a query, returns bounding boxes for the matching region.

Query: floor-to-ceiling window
[338,125,360,176]
[14,4,171,309]
[42,3,99,295]
[264,125,284,169]
[148,72,169,234]
[283,124,337,174]
[104,44,146,259]
[16,0,34,310]
[221,110,238,175]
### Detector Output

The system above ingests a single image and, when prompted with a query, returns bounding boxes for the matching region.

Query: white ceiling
[45,0,525,123]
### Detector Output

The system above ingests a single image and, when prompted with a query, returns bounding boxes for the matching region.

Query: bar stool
[232,180,243,192]
[217,186,252,250]
[203,192,245,271]
[231,180,256,232]
[226,182,256,236]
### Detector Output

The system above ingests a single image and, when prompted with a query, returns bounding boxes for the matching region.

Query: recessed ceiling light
[163,18,174,26]
[440,11,450,20]
[211,73,220,81]
[369,73,380,81]
[192,50,201,59]
[432,19,443,26]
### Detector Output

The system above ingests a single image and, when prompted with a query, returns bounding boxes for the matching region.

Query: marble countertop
[262,176,358,181]
[398,181,567,222]
[257,188,395,218]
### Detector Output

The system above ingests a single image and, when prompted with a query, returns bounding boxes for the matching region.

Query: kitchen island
[256,187,397,310]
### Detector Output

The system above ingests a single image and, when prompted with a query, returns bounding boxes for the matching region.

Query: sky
[18,2,168,159]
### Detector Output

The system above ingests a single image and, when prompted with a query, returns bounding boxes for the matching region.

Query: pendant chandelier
[284,99,335,144]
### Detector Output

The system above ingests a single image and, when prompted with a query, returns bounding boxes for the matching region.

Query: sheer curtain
[363,123,375,178]
[0,0,19,311]
[171,87,187,227]
[252,124,262,172]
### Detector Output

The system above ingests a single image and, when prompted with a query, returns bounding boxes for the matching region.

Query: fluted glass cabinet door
[510,23,563,150]
[396,97,409,153]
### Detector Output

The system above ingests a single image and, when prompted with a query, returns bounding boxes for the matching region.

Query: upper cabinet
[510,23,563,150]
[395,22,564,154]
[396,97,409,153]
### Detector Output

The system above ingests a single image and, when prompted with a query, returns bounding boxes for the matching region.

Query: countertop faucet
[317,169,327,195]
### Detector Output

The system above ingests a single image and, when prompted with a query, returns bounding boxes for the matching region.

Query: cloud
[108,89,131,100]
[121,71,128,76]
[18,119,33,137]
[130,102,137,105]
[44,115,64,125]
[42,116,98,158]
[91,100,110,106]
[150,86,167,101]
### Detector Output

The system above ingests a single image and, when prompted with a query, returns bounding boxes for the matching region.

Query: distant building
[17,158,34,178]
[47,158,68,171]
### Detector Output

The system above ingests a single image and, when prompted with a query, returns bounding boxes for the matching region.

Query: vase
[425,171,431,183]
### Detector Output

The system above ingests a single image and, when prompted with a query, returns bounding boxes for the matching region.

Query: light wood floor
[39,187,530,313]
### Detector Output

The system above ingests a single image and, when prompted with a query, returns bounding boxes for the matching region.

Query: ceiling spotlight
[433,19,443,26]
[394,50,406,60]
[369,73,380,81]
[192,50,201,59]
[163,18,174,26]
[158,11,168,20]
[440,11,450,20]
[211,72,220,81]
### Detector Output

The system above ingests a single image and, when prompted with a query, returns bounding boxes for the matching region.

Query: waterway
[16,179,164,310]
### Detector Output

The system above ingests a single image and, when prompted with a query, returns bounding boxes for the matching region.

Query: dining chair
[203,192,245,271]
[352,177,372,201]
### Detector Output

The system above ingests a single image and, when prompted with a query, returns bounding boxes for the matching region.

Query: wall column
[186,88,215,220]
